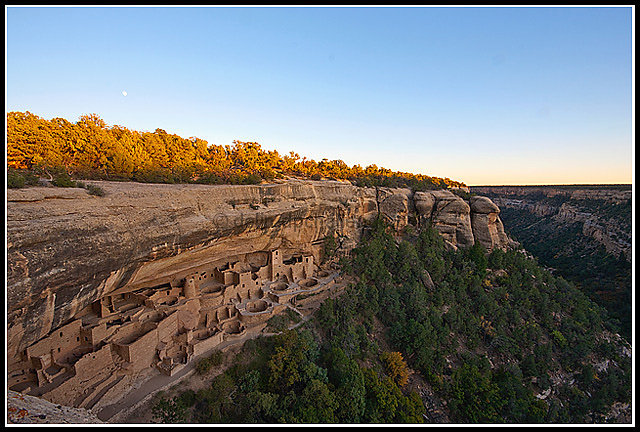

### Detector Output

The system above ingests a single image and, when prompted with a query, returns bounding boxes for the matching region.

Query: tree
[152,394,188,423]
[296,379,338,423]
[267,330,322,394]
[322,346,365,422]
[363,369,398,423]
[381,351,410,388]
[450,363,502,423]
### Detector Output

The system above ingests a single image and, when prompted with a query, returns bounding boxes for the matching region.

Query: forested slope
[472,186,632,342]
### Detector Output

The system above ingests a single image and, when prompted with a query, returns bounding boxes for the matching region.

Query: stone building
[8,249,336,410]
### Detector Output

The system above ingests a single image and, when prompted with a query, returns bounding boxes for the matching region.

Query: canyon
[7,179,510,420]
[471,185,632,262]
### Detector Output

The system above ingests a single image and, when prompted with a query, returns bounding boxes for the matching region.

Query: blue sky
[5,6,634,185]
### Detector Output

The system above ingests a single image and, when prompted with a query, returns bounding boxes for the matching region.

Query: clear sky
[5,6,634,185]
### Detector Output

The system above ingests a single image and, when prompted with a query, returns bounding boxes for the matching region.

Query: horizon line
[468,183,633,187]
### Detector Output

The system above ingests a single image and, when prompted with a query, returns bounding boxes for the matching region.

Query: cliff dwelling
[7,249,339,411]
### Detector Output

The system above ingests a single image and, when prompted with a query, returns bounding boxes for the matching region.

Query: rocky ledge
[7,390,104,424]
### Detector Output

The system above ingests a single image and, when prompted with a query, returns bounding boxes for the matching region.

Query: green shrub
[8,170,26,188]
[195,350,223,375]
[209,350,224,367]
[242,172,262,185]
[552,330,568,348]
[152,394,188,423]
[51,171,77,188]
[85,184,106,196]
[196,358,212,375]
[176,389,196,408]
[323,234,338,259]
[196,171,224,185]
[266,314,290,333]
[8,168,40,188]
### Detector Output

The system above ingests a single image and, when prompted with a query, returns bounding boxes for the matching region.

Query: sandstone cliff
[7,180,509,370]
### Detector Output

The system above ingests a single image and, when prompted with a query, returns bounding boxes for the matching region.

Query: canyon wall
[7,180,509,366]
[471,185,631,204]
[471,185,632,261]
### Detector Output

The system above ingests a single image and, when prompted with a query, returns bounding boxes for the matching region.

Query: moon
[122,91,128,97]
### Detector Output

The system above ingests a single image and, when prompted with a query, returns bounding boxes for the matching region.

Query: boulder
[7,391,104,424]
[469,196,500,214]
[413,191,435,217]
[469,196,511,251]
[378,188,412,231]
[425,190,475,249]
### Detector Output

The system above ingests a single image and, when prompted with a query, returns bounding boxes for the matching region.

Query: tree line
[7,111,465,190]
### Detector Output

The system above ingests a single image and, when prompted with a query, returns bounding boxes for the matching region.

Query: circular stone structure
[202,284,223,295]
[271,281,289,292]
[299,278,318,288]
[221,320,244,335]
[246,299,269,313]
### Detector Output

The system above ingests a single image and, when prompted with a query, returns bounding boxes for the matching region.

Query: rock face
[414,190,474,249]
[472,185,631,204]
[7,180,372,364]
[469,196,510,251]
[377,187,413,232]
[7,180,509,400]
[7,390,104,424]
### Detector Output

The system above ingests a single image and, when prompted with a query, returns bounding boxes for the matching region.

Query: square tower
[270,250,283,281]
